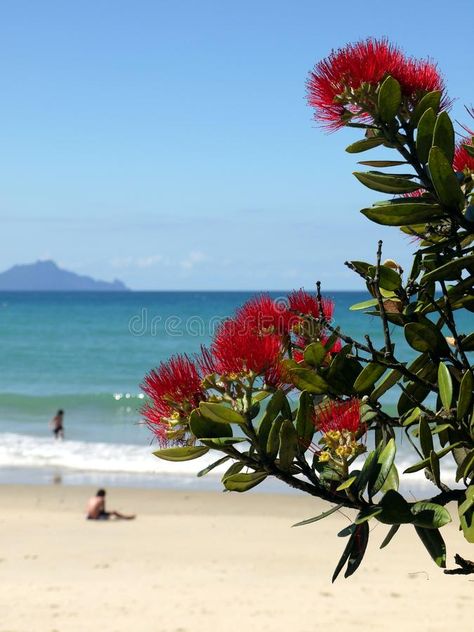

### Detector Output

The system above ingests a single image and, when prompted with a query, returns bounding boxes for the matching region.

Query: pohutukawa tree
[142,38,474,580]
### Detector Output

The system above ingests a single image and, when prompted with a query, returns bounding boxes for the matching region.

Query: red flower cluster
[453,139,474,173]
[235,294,290,336]
[141,355,204,445]
[307,38,446,130]
[209,318,282,382]
[202,292,336,382]
[288,289,334,322]
[142,291,341,441]
[315,398,362,434]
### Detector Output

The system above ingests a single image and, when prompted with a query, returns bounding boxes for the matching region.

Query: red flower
[315,398,362,434]
[395,58,446,102]
[307,38,446,130]
[453,138,474,173]
[141,355,204,445]
[210,318,282,379]
[288,289,334,322]
[234,294,290,336]
[293,348,304,364]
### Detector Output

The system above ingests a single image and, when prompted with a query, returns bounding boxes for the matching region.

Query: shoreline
[1,483,472,631]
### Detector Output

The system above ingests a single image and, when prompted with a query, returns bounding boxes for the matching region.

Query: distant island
[0,260,129,291]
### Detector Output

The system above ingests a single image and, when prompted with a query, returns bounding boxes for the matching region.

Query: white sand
[0,484,472,631]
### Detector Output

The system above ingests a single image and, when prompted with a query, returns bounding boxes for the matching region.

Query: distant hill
[0,260,129,291]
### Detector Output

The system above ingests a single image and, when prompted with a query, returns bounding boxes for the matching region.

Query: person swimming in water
[86,489,135,520]
[49,409,65,440]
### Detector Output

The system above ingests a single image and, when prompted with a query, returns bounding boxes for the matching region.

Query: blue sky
[0,0,471,289]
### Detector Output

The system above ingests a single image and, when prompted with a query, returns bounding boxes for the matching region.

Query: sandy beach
[0,484,472,632]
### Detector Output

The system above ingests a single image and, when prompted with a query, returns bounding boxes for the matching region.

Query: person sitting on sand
[86,489,135,520]
[49,409,65,440]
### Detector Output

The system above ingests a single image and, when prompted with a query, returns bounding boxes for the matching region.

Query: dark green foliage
[150,67,474,581]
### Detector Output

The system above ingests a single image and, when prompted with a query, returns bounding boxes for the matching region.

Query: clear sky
[0,0,471,290]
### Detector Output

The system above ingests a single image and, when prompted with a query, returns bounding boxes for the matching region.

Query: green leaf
[419,417,434,458]
[199,437,247,448]
[354,506,383,524]
[412,90,442,125]
[258,390,288,451]
[295,391,315,447]
[153,446,209,462]
[337,524,356,538]
[336,476,358,491]
[349,298,379,311]
[404,322,447,354]
[223,472,267,492]
[358,160,407,167]
[405,352,430,378]
[380,524,400,549]
[369,439,397,497]
[326,346,362,394]
[189,409,233,439]
[429,450,441,487]
[461,333,474,352]
[460,504,474,544]
[432,111,455,163]
[378,490,413,524]
[221,461,244,482]
[401,407,422,427]
[278,419,298,471]
[416,107,436,164]
[347,261,371,276]
[370,369,402,403]
[199,402,246,425]
[414,526,446,567]
[397,381,432,417]
[266,416,284,459]
[197,455,230,477]
[455,449,474,483]
[428,146,465,210]
[438,362,453,410]
[403,442,461,474]
[287,367,330,394]
[292,503,343,527]
[354,171,421,194]
[346,137,385,153]
[458,486,474,518]
[380,464,399,493]
[421,255,474,285]
[379,265,402,290]
[457,371,473,420]
[303,342,327,367]
[353,362,387,394]
[354,449,377,497]
[367,264,402,291]
[343,523,370,580]
[377,75,402,122]
[252,390,271,403]
[411,501,451,529]
[331,524,362,583]
[361,202,443,226]
[322,329,341,352]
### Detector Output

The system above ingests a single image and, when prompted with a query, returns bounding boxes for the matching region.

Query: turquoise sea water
[0,291,469,491]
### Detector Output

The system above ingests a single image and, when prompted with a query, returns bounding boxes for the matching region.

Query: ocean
[0,291,467,493]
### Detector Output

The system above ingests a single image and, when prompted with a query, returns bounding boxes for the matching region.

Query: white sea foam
[0,432,223,476]
[0,432,460,496]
